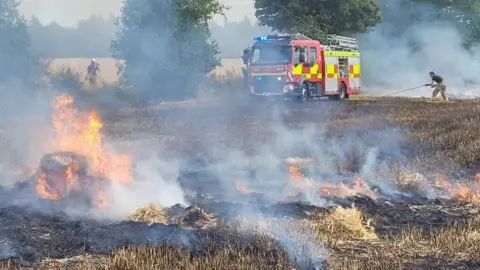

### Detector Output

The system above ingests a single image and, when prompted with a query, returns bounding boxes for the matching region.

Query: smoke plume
[359,0,480,98]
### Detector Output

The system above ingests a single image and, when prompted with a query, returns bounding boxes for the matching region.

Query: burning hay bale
[311,206,377,242]
[29,151,113,210]
[35,151,89,200]
[39,151,88,176]
[128,203,167,225]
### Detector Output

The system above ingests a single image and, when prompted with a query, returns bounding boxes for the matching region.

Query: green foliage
[372,0,480,47]
[46,66,83,91]
[0,0,39,84]
[210,17,271,58]
[112,0,226,102]
[199,70,246,99]
[412,0,480,13]
[253,0,381,41]
[411,0,480,45]
[28,15,116,58]
[465,21,480,47]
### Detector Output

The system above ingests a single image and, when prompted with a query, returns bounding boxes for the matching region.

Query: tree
[253,0,381,41]
[210,17,271,58]
[413,0,480,46]
[376,0,480,45]
[112,0,226,101]
[0,0,39,84]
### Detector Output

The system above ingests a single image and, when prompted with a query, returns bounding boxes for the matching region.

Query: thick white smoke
[104,153,187,219]
[359,0,480,98]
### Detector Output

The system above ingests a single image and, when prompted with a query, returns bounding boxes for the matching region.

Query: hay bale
[129,203,166,225]
[394,171,426,193]
[182,205,217,229]
[40,151,88,175]
[284,157,314,169]
[311,206,377,241]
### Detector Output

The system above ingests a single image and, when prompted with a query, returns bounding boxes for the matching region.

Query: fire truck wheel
[329,83,347,101]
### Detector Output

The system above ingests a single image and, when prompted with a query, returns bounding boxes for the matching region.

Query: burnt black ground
[0,174,478,267]
[1,97,479,267]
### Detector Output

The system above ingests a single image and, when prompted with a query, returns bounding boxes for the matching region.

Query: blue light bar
[254,36,268,41]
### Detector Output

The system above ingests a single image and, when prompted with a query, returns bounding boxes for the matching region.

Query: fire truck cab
[242,33,361,101]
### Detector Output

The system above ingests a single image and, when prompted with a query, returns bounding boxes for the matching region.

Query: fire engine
[241,33,361,101]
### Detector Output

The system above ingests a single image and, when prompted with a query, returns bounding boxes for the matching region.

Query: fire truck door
[324,56,339,94]
[348,56,361,91]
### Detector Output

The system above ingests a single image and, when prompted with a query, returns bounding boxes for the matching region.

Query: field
[48,58,245,84]
[1,96,480,269]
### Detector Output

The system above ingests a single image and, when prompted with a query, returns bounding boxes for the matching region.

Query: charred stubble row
[1,97,480,269]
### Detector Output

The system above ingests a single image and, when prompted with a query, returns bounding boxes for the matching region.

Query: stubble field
[0,95,479,269]
[48,58,245,84]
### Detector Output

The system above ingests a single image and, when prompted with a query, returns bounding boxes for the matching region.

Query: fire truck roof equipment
[253,33,359,51]
[253,33,313,42]
[325,34,359,51]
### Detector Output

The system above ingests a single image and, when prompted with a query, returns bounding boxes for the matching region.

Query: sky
[18,0,256,27]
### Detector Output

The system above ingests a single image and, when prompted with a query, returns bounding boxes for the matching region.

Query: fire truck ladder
[325,34,358,51]
[268,32,313,40]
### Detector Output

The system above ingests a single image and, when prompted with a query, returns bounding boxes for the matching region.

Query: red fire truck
[241,33,361,101]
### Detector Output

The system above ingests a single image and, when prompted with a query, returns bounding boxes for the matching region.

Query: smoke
[3,0,470,266]
[0,82,55,189]
[359,0,480,98]
[202,103,407,204]
[104,153,187,219]
[234,216,327,269]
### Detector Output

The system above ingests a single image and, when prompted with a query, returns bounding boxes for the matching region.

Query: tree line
[1,0,479,100]
[27,14,270,59]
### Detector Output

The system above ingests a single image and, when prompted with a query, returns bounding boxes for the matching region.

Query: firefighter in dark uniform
[426,71,448,101]
[85,59,100,84]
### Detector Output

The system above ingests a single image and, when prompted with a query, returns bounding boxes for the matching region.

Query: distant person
[426,71,448,101]
[86,59,100,84]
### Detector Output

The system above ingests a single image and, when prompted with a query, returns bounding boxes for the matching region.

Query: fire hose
[379,84,426,97]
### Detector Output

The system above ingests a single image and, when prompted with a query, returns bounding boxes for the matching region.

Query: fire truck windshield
[250,45,291,65]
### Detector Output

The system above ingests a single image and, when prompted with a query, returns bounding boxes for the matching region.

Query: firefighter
[85,59,100,84]
[426,71,448,101]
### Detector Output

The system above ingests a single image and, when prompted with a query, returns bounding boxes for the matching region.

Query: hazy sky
[19,0,256,27]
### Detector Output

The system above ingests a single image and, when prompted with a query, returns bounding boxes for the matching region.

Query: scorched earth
[1,95,480,269]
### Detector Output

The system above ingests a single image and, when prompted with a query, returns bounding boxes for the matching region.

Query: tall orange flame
[51,95,132,183]
[35,95,132,206]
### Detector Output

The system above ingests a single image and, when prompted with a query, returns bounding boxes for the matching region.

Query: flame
[288,165,303,182]
[318,179,377,199]
[95,189,108,208]
[235,180,249,194]
[455,185,480,203]
[286,164,377,198]
[287,165,315,188]
[454,176,480,204]
[51,95,132,183]
[36,172,60,200]
[35,95,132,205]
[35,165,79,200]
[432,172,480,204]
